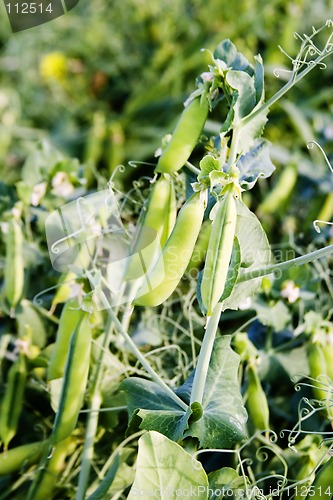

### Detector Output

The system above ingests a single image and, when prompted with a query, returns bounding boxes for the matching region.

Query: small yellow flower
[40,52,67,82]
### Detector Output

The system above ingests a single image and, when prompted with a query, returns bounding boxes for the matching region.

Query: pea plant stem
[238,243,333,283]
[107,306,188,411]
[241,47,333,129]
[185,161,201,176]
[190,302,223,406]
[75,315,113,500]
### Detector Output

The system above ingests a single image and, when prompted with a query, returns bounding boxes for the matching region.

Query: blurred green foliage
[0,0,332,188]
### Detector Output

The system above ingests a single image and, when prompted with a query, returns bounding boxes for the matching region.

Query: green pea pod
[307,342,333,420]
[201,190,237,316]
[51,313,92,444]
[133,191,206,307]
[322,340,333,381]
[0,353,27,448]
[47,297,82,380]
[125,176,176,281]
[258,163,298,215]
[4,218,24,317]
[0,440,48,476]
[27,437,76,500]
[155,97,209,174]
[50,240,94,314]
[160,176,177,248]
[186,219,211,275]
[305,457,333,499]
[246,363,270,431]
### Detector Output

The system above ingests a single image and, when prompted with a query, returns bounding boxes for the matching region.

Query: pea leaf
[179,336,248,448]
[87,454,120,500]
[120,378,190,442]
[237,139,275,190]
[223,201,271,311]
[127,431,209,500]
[208,467,248,499]
[213,39,253,75]
[234,105,268,155]
[254,55,265,104]
[199,155,220,177]
[226,70,257,122]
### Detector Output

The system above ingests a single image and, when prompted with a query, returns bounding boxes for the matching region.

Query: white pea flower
[281,280,300,303]
[31,182,47,206]
[52,171,74,198]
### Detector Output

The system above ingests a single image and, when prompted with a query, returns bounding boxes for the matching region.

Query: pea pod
[27,437,76,500]
[246,362,270,431]
[186,219,211,275]
[201,190,237,316]
[133,191,206,307]
[160,176,177,247]
[51,313,92,444]
[125,176,176,281]
[4,217,24,317]
[322,338,333,381]
[0,440,48,476]
[155,97,209,174]
[307,342,333,420]
[47,297,81,380]
[0,352,27,448]
[305,457,333,499]
[50,241,94,314]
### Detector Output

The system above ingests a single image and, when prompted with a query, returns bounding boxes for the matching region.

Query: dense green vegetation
[0,2,333,499]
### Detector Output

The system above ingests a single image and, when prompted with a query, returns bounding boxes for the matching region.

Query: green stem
[75,392,102,500]
[185,161,201,176]
[241,49,333,129]
[238,243,333,283]
[107,307,188,411]
[190,302,223,405]
[75,315,113,500]
[228,127,240,167]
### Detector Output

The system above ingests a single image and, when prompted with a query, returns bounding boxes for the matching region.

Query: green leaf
[253,299,291,331]
[120,378,190,442]
[226,70,257,122]
[15,299,47,347]
[21,141,64,186]
[181,336,247,448]
[237,139,275,190]
[127,431,209,500]
[213,40,253,74]
[87,454,120,500]
[208,467,247,499]
[199,155,220,177]
[223,201,271,311]
[254,55,265,104]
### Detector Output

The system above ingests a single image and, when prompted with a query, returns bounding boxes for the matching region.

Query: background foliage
[0,1,333,498]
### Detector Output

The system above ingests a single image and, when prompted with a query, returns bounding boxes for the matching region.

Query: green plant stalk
[227,127,241,168]
[240,47,333,129]
[185,161,201,176]
[75,315,113,500]
[76,287,187,499]
[190,302,223,405]
[107,306,188,410]
[237,243,333,284]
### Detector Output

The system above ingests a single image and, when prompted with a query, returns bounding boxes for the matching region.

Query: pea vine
[17,18,333,499]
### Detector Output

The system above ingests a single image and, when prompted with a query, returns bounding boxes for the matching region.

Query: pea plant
[1,19,333,500]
